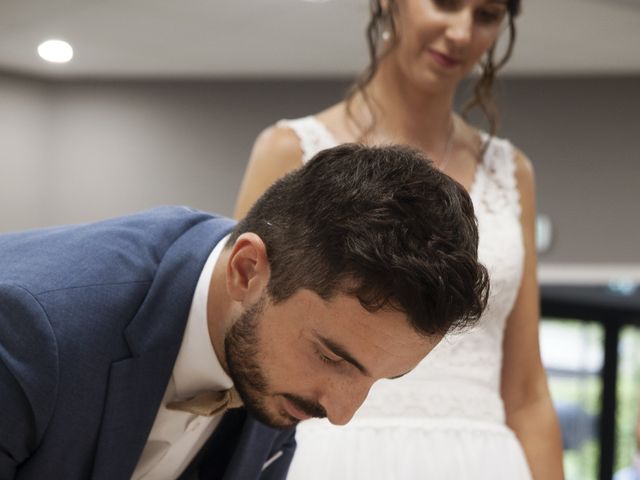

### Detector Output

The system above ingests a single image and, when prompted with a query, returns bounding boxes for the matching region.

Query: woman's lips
[428,49,462,68]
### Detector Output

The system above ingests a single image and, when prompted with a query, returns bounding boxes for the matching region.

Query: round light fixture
[38,39,74,63]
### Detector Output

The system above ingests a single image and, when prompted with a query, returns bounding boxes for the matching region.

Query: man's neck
[207,246,233,376]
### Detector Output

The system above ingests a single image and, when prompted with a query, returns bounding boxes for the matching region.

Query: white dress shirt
[132,234,231,480]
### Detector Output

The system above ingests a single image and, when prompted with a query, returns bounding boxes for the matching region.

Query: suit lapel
[193,409,292,480]
[91,350,178,480]
[91,217,235,480]
[181,408,247,480]
[221,415,285,480]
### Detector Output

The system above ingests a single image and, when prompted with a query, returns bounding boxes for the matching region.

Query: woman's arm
[233,125,305,219]
[501,149,565,479]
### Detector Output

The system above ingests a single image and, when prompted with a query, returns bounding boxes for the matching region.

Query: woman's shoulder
[234,123,305,218]
[276,107,345,163]
[461,121,535,214]
[247,102,345,172]
[246,122,307,176]
[253,122,306,163]
[472,126,534,181]
[486,133,534,187]
[483,134,535,215]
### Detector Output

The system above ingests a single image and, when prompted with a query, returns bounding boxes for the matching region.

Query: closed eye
[475,8,505,24]
[312,331,372,377]
[315,345,343,366]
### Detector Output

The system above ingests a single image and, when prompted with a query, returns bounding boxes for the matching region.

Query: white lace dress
[279,116,533,479]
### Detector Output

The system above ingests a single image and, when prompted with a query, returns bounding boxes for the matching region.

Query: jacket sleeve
[0,284,59,478]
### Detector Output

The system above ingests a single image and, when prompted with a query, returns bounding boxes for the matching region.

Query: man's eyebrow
[316,334,372,377]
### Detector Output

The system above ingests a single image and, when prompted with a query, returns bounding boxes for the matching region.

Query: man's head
[219,144,489,428]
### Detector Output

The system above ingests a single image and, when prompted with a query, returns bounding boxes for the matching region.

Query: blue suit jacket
[0,207,296,480]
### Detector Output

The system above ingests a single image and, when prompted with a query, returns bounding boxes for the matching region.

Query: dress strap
[477,134,521,218]
[277,116,338,164]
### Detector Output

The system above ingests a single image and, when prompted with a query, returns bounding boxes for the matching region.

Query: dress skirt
[286,417,532,480]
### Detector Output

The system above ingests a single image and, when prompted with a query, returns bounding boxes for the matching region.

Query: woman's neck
[358,60,458,152]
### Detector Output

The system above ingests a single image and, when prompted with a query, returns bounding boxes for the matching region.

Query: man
[0,144,489,479]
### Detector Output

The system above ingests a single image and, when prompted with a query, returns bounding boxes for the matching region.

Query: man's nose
[318,379,373,426]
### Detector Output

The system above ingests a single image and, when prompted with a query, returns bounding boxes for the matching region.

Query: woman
[234,0,564,478]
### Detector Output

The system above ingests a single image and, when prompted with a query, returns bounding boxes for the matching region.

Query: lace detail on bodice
[282,117,525,424]
[473,133,522,218]
[277,116,338,164]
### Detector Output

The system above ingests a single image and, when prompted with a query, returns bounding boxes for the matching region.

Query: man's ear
[226,233,270,303]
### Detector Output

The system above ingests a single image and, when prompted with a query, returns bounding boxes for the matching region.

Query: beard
[224,294,327,429]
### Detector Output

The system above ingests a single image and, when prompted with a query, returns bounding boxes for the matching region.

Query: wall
[0,73,638,264]
[497,77,640,264]
[0,74,52,230]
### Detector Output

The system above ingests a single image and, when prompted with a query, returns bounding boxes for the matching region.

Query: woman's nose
[444,9,473,49]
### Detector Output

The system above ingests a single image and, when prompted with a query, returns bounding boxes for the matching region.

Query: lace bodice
[278,116,525,424]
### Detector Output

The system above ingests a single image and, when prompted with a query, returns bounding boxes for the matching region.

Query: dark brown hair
[347,0,521,137]
[230,144,490,337]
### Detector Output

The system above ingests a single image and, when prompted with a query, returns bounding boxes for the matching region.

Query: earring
[382,29,391,42]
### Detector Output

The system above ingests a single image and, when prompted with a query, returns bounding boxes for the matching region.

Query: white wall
[1,73,638,264]
[497,77,640,264]
[0,74,52,230]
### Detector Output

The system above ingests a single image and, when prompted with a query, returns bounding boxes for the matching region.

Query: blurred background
[1,1,639,478]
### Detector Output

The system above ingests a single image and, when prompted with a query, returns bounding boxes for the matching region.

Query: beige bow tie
[166,388,243,416]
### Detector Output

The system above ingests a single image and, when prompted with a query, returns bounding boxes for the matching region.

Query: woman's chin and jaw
[378,15,499,94]
[375,40,475,100]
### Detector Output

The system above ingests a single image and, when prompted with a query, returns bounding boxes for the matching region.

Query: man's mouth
[281,394,326,422]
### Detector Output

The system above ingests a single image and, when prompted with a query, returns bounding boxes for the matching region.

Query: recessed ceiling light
[37,39,74,63]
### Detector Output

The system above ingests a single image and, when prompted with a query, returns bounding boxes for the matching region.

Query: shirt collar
[172,234,233,399]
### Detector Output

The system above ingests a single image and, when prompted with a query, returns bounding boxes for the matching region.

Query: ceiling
[1,0,639,80]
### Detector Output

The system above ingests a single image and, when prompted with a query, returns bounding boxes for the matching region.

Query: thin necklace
[436,115,456,173]
[353,95,456,172]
